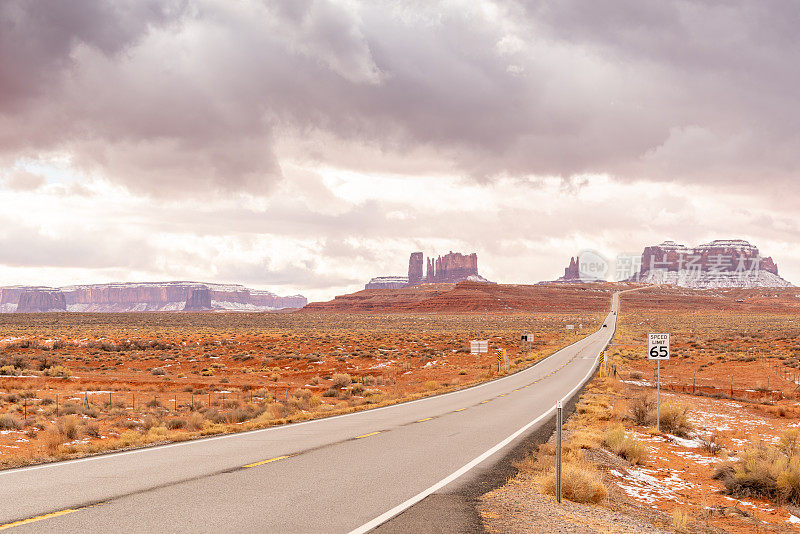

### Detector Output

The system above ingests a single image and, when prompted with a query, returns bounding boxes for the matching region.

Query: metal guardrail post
[556,400,562,504]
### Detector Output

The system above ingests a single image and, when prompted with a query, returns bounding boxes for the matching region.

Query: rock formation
[408,252,424,286]
[632,239,791,288]
[426,252,481,283]
[363,251,491,290]
[0,282,307,313]
[554,256,581,282]
[16,290,67,313]
[183,288,213,311]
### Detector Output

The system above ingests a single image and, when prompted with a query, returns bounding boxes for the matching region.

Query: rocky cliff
[633,239,791,288]
[553,256,581,282]
[184,288,213,311]
[408,252,424,286]
[426,252,481,283]
[0,282,307,313]
[16,290,67,313]
[363,251,491,290]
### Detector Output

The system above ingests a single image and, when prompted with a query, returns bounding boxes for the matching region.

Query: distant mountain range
[0,282,307,313]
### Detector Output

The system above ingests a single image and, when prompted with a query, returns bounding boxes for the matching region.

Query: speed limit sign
[648,333,670,360]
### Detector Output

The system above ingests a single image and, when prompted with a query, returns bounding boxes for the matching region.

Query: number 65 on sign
[647,333,670,360]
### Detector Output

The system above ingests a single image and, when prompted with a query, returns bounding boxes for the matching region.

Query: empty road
[1,293,619,533]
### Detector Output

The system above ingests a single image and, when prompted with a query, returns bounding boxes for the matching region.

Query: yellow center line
[355,431,382,439]
[0,509,78,531]
[454,407,467,412]
[480,400,490,404]
[498,394,506,397]
[243,455,291,468]
[417,417,433,422]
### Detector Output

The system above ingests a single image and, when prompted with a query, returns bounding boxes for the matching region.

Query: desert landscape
[481,285,800,533]
[0,284,606,468]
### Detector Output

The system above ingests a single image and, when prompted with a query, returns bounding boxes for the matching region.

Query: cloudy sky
[2,0,799,301]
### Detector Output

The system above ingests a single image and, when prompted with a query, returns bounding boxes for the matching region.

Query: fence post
[24,397,27,423]
[56,394,59,417]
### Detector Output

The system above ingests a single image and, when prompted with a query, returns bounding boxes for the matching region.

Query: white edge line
[348,299,617,534]
[3,295,619,477]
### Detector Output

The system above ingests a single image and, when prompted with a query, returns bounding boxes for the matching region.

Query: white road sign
[565,324,575,330]
[521,333,534,342]
[470,340,488,354]
[647,333,670,360]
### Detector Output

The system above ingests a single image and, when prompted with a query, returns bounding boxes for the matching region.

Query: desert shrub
[331,373,352,388]
[43,365,71,378]
[166,418,187,430]
[83,422,101,438]
[672,509,689,533]
[322,387,338,398]
[780,429,800,455]
[541,462,607,503]
[214,408,256,424]
[628,395,655,426]
[712,445,800,505]
[146,397,162,408]
[41,426,64,454]
[0,413,22,430]
[0,365,17,376]
[59,403,80,415]
[151,367,166,376]
[349,384,364,396]
[141,415,159,431]
[602,425,647,464]
[700,433,723,456]
[629,371,643,380]
[187,412,206,430]
[58,415,80,440]
[659,403,693,437]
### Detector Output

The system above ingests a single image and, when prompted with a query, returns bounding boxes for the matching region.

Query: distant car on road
[603,324,608,328]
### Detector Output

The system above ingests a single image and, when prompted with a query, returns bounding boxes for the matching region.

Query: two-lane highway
[1,293,620,533]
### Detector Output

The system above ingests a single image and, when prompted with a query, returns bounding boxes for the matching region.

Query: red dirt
[304,281,618,312]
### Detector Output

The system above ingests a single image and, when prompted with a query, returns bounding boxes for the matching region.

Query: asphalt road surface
[1,293,619,533]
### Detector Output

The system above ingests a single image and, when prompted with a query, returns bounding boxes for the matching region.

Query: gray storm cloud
[0,0,798,194]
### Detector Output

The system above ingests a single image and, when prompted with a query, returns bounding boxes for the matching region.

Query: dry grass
[713,437,800,505]
[658,403,693,437]
[540,461,608,504]
[627,394,655,426]
[602,425,647,464]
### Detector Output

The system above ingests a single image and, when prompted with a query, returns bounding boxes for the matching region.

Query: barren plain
[0,284,607,468]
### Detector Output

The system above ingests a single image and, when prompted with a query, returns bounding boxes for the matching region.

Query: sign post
[521,333,534,352]
[647,333,670,432]
[496,348,506,373]
[470,340,489,379]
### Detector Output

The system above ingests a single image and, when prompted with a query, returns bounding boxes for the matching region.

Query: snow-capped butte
[633,239,792,289]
